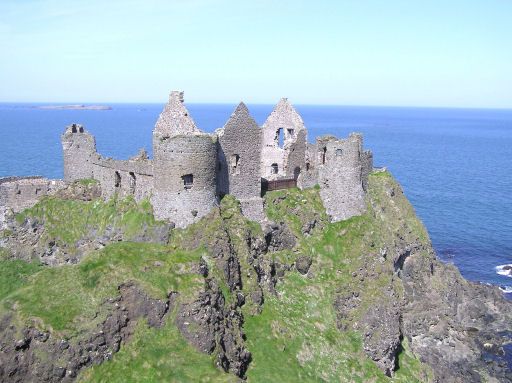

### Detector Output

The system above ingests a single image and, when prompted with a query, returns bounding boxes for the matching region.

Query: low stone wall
[0,177,65,229]
[91,158,154,201]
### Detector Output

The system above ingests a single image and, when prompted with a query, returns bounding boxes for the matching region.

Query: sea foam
[496,264,512,278]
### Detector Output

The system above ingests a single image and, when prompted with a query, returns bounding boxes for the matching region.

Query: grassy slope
[15,195,166,247]
[0,171,434,382]
[243,172,432,382]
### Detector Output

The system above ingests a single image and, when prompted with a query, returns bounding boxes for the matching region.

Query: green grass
[0,170,435,381]
[0,259,41,301]
[1,242,204,335]
[78,178,99,186]
[15,195,169,247]
[242,171,433,382]
[79,316,238,383]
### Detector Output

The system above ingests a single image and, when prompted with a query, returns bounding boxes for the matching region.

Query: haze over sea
[1,103,511,291]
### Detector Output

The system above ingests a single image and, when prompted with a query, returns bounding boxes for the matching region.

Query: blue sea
[1,103,511,291]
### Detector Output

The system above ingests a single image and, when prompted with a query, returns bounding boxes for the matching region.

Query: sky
[0,0,511,108]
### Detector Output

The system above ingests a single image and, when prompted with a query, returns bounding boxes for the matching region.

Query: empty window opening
[321,147,327,164]
[35,188,41,195]
[306,162,310,171]
[231,154,240,175]
[115,171,121,188]
[129,172,136,194]
[16,189,21,195]
[71,125,77,133]
[287,128,295,138]
[182,174,193,189]
[276,128,284,148]
[336,148,343,156]
[294,166,301,179]
[271,163,279,175]
[79,126,84,133]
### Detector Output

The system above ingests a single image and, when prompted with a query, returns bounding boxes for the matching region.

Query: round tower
[152,133,218,228]
[61,124,97,182]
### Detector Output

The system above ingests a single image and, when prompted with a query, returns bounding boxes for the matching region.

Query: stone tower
[316,133,368,221]
[61,123,97,182]
[151,91,218,228]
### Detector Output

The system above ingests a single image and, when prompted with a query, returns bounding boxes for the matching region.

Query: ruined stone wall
[0,177,65,229]
[217,103,264,221]
[298,143,319,189]
[152,134,217,228]
[154,91,201,136]
[317,133,366,222]
[361,150,374,192]
[285,129,307,179]
[261,98,307,180]
[91,158,154,201]
[61,124,97,182]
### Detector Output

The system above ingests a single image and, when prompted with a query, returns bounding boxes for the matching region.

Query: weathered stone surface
[400,250,512,382]
[35,90,374,229]
[295,255,312,275]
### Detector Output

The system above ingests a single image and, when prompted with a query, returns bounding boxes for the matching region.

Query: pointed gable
[223,102,260,133]
[262,97,305,132]
[154,91,201,136]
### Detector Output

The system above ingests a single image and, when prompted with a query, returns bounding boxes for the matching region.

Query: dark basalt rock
[176,278,251,378]
[264,222,296,251]
[295,255,312,275]
[0,283,174,383]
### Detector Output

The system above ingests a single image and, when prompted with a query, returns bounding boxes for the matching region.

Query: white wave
[499,286,512,294]
[496,264,512,278]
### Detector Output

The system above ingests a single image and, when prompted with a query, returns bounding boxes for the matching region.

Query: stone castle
[1,91,373,229]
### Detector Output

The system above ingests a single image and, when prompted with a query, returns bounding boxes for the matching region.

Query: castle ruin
[1,91,373,228]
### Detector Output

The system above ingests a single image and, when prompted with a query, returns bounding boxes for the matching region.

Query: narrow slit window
[231,154,240,175]
[115,171,121,188]
[129,172,136,194]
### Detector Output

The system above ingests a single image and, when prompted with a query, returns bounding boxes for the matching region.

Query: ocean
[1,103,511,292]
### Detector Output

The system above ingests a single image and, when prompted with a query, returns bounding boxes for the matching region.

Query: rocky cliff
[0,172,510,382]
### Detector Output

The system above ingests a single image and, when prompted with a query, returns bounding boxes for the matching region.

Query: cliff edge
[0,171,510,382]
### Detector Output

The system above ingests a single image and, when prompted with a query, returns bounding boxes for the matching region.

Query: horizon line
[0,100,511,112]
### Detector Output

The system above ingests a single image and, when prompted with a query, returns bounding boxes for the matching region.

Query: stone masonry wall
[0,177,65,229]
[152,134,218,228]
[285,129,307,179]
[361,150,374,192]
[61,124,97,182]
[54,90,374,229]
[317,134,367,222]
[261,98,307,180]
[217,103,264,221]
[298,143,319,189]
[91,158,154,201]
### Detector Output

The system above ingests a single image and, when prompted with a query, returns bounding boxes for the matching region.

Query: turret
[151,91,217,228]
[317,133,367,221]
[61,123,97,182]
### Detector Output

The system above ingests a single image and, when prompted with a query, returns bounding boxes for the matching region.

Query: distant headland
[33,104,112,110]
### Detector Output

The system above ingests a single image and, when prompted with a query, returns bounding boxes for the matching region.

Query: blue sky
[0,0,511,107]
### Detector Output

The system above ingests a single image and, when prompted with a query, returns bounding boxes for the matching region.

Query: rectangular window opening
[182,174,194,189]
